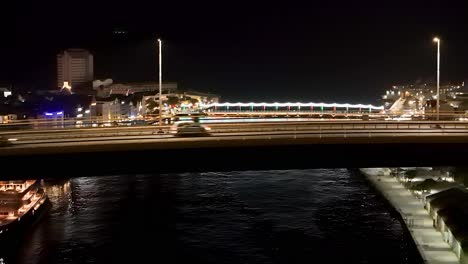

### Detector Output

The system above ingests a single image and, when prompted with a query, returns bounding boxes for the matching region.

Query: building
[92,80,178,97]
[91,96,137,121]
[425,187,468,263]
[92,98,121,121]
[141,90,220,115]
[0,87,12,98]
[37,111,64,129]
[381,82,465,116]
[177,90,220,104]
[57,49,94,89]
[0,114,17,124]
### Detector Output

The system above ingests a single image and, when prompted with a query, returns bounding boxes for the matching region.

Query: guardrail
[0,112,467,133]
[2,121,468,143]
[206,109,466,116]
[207,121,468,131]
[4,120,468,135]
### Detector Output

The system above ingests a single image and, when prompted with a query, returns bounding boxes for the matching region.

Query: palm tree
[146,99,159,114]
[167,96,179,106]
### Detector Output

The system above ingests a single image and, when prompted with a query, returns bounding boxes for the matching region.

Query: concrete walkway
[360,168,459,264]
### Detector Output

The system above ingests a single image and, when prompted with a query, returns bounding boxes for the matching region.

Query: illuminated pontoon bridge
[180,102,384,113]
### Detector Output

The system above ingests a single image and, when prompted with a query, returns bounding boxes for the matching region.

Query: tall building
[57,49,94,89]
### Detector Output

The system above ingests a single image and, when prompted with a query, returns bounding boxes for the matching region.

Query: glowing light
[62,81,71,90]
[91,102,97,106]
[433,37,440,42]
[56,112,63,115]
[85,110,90,114]
[45,113,53,116]
[77,114,83,118]
[77,107,83,112]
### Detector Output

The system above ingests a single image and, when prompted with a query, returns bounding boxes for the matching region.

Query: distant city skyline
[6,2,468,104]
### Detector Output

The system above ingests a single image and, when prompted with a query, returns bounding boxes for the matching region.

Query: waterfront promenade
[360,168,459,264]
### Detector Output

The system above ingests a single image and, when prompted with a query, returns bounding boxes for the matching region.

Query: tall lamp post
[158,38,163,127]
[433,37,440,120]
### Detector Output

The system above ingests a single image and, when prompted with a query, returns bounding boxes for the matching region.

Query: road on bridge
[1,120,468,156]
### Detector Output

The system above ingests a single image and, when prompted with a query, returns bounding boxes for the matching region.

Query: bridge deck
[2,131,468,179]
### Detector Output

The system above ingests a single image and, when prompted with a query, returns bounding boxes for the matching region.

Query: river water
[1,169,423,264]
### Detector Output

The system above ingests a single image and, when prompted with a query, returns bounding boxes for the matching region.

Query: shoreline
[359,168,459,264]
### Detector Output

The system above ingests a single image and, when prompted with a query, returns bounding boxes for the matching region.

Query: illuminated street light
[433,37,440,120]
[158,38,163,128]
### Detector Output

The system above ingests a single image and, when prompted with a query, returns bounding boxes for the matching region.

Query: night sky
[7,1,468,104]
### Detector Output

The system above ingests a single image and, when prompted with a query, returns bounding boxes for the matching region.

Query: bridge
[177,101,465,119]
[2,120,468,178]
[186,102,384,112]
[180,102,385,117]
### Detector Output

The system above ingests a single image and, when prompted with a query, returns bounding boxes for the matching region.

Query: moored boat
[0,180,49,242]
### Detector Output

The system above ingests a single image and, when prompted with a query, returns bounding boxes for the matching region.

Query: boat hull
[0,195,50,245]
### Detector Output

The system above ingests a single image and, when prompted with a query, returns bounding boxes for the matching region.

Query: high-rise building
[57,49,94,89]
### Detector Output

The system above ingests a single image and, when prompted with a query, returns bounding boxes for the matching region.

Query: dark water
[1,169,422,264]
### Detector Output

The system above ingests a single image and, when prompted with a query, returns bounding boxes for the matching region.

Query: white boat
[0,180,49,240]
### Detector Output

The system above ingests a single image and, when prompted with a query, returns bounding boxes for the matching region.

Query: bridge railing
[206,120,468,129]
[2,120,468,142]
[202,122,468,141]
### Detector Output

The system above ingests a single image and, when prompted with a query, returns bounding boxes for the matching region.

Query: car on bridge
[0,136,17,147]
[170,122,211,137]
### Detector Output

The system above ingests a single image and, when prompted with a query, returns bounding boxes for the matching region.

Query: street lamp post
[158,38,163,127]
[433,37,440,120]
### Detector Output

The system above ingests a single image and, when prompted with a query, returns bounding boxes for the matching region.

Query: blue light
[45,111,64,117]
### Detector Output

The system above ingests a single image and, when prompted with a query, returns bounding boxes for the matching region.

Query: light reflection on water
[1,169,423,264]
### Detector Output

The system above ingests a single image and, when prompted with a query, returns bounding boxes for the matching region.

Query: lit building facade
[93,80,178,97]
[57,49,94,89]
